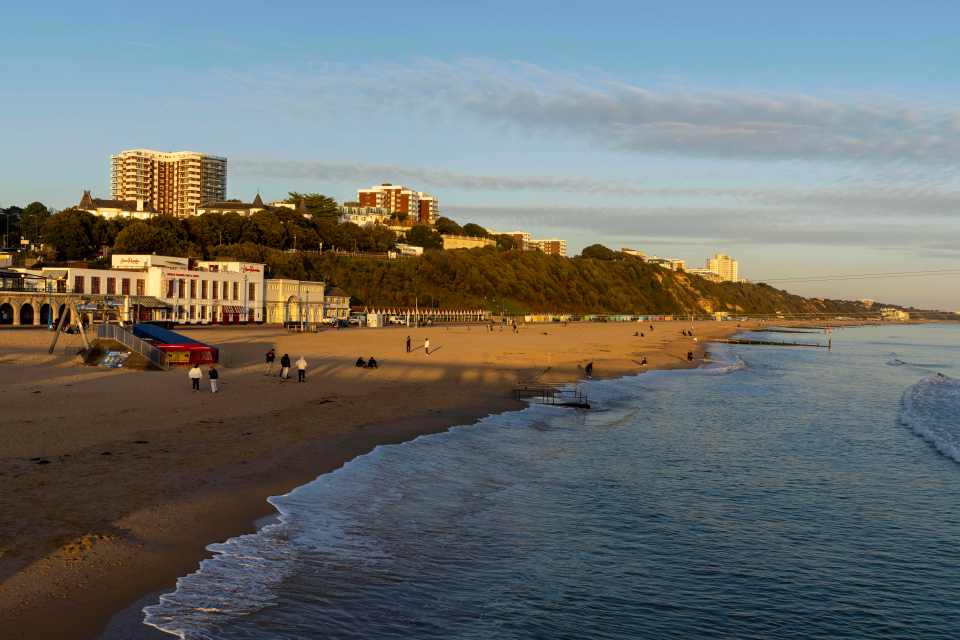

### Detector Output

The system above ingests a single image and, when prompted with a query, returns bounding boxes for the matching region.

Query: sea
[143,323,960,639]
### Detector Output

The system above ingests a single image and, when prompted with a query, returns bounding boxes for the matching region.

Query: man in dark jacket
[280,353,291,379]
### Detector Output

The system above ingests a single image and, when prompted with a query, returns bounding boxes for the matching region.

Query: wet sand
[0,320,745,639]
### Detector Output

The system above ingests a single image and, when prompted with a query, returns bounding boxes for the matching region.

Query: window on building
[201,305,207,320]
[166,280,175,298]
[106,277,116,295]
[137,279,145,296]
[121,278,130,296]
[190,305,196,319]
[212,281,218,299]
[248,282,256,302]
[74,275,84,294]
[178,279,185,298]
[91,277,101,294]
[201,280,208,299]
[232,282,239,300]
[189,280,196,298]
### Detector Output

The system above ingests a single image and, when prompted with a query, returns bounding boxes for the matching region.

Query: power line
[760,268,960,284]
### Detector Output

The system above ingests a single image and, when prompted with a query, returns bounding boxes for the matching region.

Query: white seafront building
[40,255,265,324]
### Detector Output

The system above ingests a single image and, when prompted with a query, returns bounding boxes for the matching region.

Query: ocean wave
[899,374,960,463]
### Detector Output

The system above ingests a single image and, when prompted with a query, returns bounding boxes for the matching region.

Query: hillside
[215,244,871,316]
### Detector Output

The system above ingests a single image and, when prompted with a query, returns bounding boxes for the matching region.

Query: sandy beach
[0,319,746,639]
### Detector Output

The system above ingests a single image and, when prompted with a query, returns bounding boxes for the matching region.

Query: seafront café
[38,254,265,325]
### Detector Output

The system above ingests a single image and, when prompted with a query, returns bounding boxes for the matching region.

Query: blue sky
[2,1,958,309]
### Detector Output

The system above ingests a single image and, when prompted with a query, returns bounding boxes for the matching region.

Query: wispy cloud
[235,60,960,167]
[235,158,960,220]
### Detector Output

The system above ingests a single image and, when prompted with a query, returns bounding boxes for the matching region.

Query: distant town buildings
[488,230,533,250]
[78,190,158,220]
[441,234,497,250]
[646,257,686,271]
[706,253,739,283]
[529,238,567,257]
[485,229,566,256]
[110,149,227,217]
[881,307,910,321]
[621,247,646,259]
[357,183,439,225]
[685,267,723,282]
[338,204,392,228]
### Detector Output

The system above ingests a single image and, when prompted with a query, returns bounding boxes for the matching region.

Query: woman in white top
[188,364,202,392]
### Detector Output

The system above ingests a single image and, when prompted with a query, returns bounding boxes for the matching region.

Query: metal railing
[95,323,169,370]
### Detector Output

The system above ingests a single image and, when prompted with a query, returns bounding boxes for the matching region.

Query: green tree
[43,209,98,260]
[406,224,443,249]
[434,216,463,236]
[287,192,338,220]
[114,221,184,256]
[20,201,50,244]
[580,244,618,260]
[461,223,488,238]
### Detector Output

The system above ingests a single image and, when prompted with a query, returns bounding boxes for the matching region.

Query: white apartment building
[110,149,227,217]
[40,255,264,324]
[706,253,739,282]
[621,248,646,259]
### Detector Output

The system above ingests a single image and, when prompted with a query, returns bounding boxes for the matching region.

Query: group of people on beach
[405,335,433,355]
[264,349,308,382]
[188,363,219,393]
[355,356,378,368]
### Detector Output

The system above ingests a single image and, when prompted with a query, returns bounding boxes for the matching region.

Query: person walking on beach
[406,335,411,353]
[208,364,219,393]
[189,364,202,392]
[264,349,276,375]
[296,356,307,383]
[280,353,291,380]
[424,338,431,355]
[585,362,594,379]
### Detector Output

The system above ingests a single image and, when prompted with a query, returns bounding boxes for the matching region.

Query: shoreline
[0,320,872,639]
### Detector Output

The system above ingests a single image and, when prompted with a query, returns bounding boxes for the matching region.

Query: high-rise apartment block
[706,253,739,282]
[110,149,227,217]
[357,183,439,225]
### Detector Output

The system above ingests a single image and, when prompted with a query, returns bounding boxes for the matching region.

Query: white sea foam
[900,374,960,463]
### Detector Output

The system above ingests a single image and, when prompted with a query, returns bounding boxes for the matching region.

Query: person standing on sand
[208,364,219,393]
[296,356,307,382]
[264,349,276,375]
[280,353,291,380]
[585,362,594,378]
[406,335,411,353]
[424,338,431,355]
[189,364,202,391]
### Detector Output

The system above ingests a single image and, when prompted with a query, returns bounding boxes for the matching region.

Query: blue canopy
[133,323,206,346]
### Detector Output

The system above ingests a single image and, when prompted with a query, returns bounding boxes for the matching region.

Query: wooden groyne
[716,338,827,348]
[756,328,822,334]
[515,385,591,408]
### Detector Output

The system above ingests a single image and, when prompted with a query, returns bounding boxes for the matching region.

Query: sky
[1,1,958,309]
